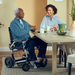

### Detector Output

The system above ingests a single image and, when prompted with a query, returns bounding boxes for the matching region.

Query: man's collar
[15,17,23,20]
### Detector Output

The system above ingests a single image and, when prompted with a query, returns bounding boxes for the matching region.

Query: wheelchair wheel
[5,57,13,68]
[40,59,47,67]
[22,63,30,71]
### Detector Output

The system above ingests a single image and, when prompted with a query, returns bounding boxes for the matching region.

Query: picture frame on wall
[54,0,64,2]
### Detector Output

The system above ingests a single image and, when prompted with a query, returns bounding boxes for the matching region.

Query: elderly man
[10,7,47,68]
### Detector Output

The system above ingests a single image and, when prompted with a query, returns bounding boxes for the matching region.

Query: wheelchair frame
[5,27,47,71]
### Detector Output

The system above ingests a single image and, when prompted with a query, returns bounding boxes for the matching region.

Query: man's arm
[24,21,37,31]
[30,26,37,31]
[10,22,31,37]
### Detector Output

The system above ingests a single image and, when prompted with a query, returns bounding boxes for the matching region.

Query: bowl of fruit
[57,28,67,35]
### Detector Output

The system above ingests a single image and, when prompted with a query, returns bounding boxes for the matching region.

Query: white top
[40,15,67,30]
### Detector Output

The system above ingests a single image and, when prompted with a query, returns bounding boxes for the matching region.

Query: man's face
[17,8,24,19]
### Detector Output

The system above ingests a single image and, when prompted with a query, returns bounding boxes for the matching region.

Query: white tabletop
[34,31,75,43]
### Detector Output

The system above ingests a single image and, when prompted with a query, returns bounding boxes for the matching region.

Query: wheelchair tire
[5,57,13,68]
[40,59,47,67]
[22,63,30,71]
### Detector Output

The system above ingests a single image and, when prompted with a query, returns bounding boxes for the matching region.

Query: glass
[40,29,44,33]
[46,26,50,31]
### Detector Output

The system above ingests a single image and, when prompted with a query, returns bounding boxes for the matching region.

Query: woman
[40,4,67,30]
[40,4,68,65]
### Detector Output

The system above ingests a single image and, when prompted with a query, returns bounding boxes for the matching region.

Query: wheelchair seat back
[8,27,23,50]
[8,27,13,44]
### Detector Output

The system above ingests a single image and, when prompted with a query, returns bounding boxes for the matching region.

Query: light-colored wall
[0,0,70,48]
[16,0,47,30]
[16,0,47,37]
[47,0,67,25]
[0,0,47,47]
[0,0,16,47]
[67,0,72,30]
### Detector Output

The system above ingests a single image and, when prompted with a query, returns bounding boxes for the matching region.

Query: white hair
[14,7,20,16]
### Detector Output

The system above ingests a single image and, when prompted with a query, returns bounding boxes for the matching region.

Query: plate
[37,31,47,33]
[57,31,67,35]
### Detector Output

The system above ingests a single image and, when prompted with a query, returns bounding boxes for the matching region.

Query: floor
[0,50,59,75]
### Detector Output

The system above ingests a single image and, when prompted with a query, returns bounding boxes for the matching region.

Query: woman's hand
[50,25,58,30]
[50,26,54,30]
[30,25,37,31]
[53,25,58,29]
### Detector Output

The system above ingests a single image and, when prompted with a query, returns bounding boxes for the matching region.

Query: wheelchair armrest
[13,39,30,43]
[13,39,30,45]
[10,40,27,49]
[13,40,24,43]
[12,38,31,46]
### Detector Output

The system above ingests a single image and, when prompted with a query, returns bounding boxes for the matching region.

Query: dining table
[32,30,75,75]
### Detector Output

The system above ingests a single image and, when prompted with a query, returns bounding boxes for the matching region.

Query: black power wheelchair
[5,27,47,71]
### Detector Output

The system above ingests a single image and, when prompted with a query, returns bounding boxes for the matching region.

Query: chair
[67,47,75,75]
[59,49,67,67]
[57,44,67,68]
[47,43,66,67]
[67,54,75,75]
[5,27,47,71]
[5,27,31,71]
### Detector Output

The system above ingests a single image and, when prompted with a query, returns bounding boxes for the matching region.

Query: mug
[58,24,66,30]
[46,26,50,31]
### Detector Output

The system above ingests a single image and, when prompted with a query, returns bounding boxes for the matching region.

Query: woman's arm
[58,17,67,30]
[40,16,47,30]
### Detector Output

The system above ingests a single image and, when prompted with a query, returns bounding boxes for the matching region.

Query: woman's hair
[45,4,57,14]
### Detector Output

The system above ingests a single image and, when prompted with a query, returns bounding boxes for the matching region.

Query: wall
[47,0,67,25]
[0,0,47,48]
[16,0,47,30]
[0,0,16,47]
[0,0,68,50]
[67,0,72,30]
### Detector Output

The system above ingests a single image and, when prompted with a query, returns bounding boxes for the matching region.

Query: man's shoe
[39,59,47,67]
[34,62,41,68]
[30,63,37,69]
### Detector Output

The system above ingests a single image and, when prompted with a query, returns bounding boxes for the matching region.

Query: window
[54,0,64,2]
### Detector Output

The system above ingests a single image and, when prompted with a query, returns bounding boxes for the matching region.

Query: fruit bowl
[57,31,67,35]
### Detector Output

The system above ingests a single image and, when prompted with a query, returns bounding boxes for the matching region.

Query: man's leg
[15,42,37,61]
[26,40,37,61]
[31,36,47,59]
[37,41,47,58]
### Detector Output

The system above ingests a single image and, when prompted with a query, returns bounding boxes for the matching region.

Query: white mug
[47,26,50,31]
[40,29,44,33]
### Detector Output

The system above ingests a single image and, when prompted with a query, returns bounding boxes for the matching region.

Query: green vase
[58,24,66,30]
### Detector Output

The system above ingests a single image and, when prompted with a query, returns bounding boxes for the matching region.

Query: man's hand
[30,25,37,31]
